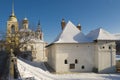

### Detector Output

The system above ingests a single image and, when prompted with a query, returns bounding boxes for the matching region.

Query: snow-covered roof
[114,33,120,40]
[53,21,88,43]
[19,28,32,32]
[86,28,117,41]
[49,22,118,46]
[30,38,44,43]
[20,38,44,43]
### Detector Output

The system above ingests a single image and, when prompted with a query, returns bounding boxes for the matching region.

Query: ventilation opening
[103,46,105,49]
[81,65,85,69]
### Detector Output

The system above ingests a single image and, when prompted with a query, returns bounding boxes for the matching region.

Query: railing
[8,52,22,80]
[15,77,35,80]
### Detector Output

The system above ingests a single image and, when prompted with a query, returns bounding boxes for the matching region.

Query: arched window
[75,59,78,64]
[11,25,15,34]
[24,47,27,51]
[64,59,68,64]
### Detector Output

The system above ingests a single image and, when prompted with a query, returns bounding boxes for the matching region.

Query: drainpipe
[110,45,112,67]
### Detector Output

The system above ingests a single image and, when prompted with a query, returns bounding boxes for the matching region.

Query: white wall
[54,43,95,73]
[96,41,116,73]
[47,44,56,70]
[47,41,116,73]
[20,41,46,62]
[34,42,46,62]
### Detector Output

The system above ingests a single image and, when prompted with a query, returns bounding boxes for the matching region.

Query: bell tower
[22,17,29,29]
[36,21,43,40]
[7,0,18,36]
[6,0,19,52]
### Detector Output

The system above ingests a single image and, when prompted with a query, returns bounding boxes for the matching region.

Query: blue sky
[0,0,120,43]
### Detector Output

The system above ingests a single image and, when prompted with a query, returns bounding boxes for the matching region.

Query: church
[47,19,117,73]
[5,2,47,62]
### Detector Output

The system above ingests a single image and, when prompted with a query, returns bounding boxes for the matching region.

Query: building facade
[47,20,117,73]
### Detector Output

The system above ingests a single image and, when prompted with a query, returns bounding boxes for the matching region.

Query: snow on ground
[18,58,120,80]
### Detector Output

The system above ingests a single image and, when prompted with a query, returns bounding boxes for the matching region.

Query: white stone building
[19,18,47,62]
[5,2,47,62]
[47,21,117,73]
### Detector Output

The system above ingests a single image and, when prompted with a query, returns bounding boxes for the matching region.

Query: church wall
[34,42,46,62]
[20,41,46,62]
[7,21,19,35]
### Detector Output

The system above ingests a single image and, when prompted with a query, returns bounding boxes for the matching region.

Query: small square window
[70,64,75,69]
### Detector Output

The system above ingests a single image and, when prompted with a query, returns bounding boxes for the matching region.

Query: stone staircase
[44,62,55,73]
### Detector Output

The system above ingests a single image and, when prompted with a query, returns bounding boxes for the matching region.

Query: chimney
[61,19,66,30]
[77,23,81,30]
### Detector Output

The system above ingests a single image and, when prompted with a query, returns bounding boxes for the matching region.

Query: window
[109,46,111,49]
[75,59,78,64]
[102,46,105,49]
[11,25,15,34]
[11,60,14,62]
[100,46,105,49]
[70,64,75,69]
[64,59,67,64]
[81,65,85,69]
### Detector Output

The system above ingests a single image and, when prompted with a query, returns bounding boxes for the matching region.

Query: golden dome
[8,0,18,22]
[8,15,17,22]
